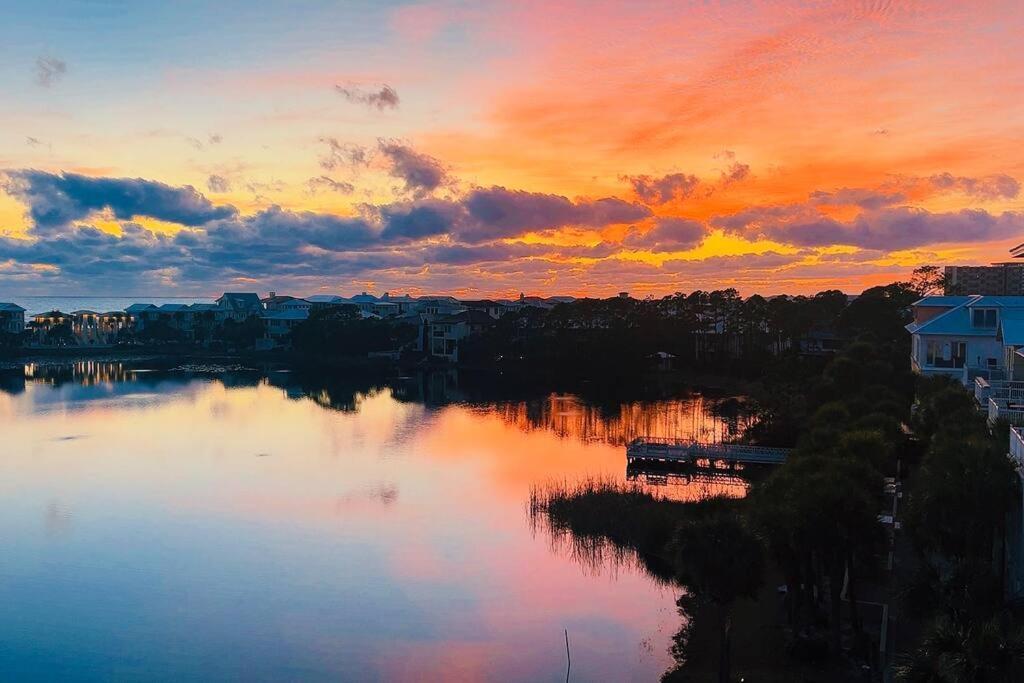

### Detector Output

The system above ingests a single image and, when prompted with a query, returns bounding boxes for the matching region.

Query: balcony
[1011,426,1024,470]
[988,396,1024,425]
[976,378,1024,407]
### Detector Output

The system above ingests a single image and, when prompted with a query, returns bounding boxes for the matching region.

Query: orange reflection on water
[0,365,751,681]
[492,392,749,445]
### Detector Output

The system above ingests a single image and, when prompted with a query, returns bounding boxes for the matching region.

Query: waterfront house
[28,310,74,346]
[262,294,313,315]
[125,303,158,331]
[0,303,25,334]
[259,309,309,349]
[508,293,561,311]
[461,299,509,319]
[798,326,846,355]
[70,310,103,344]
[305,294,349,312]
[343,292,402,319]
[905,295,1024,385]
[380,293,420,315]
[417,296,467,318]
[98,311,131,342]
[216,293,263,321]
[421,309,494,362]
[66,310,130,345]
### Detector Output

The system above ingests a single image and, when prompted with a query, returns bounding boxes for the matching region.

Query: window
[926,340,966,368]
[972,308,997,328]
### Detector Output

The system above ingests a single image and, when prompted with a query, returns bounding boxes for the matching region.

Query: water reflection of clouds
[0,361,737,680]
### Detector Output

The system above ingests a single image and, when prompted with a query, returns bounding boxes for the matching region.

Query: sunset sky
[1,0,1023,297]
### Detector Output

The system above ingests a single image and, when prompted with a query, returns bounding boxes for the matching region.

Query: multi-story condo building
[945,263,1024,296]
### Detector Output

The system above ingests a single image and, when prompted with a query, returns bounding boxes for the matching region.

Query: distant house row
[0,291,572,359]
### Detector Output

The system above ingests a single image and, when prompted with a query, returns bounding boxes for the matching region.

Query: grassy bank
[530,478,835,681]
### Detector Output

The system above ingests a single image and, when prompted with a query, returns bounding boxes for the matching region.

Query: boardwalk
[626,437,791,466]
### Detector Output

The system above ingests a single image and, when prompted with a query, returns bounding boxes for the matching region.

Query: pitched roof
[972,296,1024,308]
[907,295,1024,336]
[0,302,26,312]
[125,303,158,313]
[1000,311,1024,346]
[911,295,973,307]
[216,293,262,310]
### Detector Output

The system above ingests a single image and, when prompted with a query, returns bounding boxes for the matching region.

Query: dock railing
[626,437,791,465]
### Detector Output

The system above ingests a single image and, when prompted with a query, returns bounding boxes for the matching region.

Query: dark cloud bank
[1,168,1020,291]
[0,170,651,288]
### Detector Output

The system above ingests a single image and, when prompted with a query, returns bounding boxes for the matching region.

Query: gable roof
[262,295,298,304]
[907,295,1024,336]
[216,293,262,310]
[911,295,972,307]
[125,303,157,313]
[381,294,417,303]
[0,303,26,312]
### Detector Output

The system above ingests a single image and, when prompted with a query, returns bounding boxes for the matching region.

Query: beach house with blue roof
[906,295,1024,384]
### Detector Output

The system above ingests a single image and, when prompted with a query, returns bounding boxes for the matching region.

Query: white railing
[975,377,991,406]
[626,438,791,464]
[988,397,1024,425]
[989,381,1024,401]
[1011,427,1024,468]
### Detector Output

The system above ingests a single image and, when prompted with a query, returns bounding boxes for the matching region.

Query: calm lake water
[0,363,749,681]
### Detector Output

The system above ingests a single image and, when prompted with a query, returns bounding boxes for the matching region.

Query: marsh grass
[529,478,740,584]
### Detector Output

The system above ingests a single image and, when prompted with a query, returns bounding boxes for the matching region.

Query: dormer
[971,307,998,329]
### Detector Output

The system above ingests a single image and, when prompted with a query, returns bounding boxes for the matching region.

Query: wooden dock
[626,437,791,466]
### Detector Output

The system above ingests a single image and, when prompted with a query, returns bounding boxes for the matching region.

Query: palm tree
[897,614,1024,682]
[670,509,764,683]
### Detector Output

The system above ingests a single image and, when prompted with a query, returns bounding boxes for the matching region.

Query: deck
[626,437,791,466]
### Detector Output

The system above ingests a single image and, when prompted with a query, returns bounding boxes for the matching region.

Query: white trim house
[906,295,1024,385]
